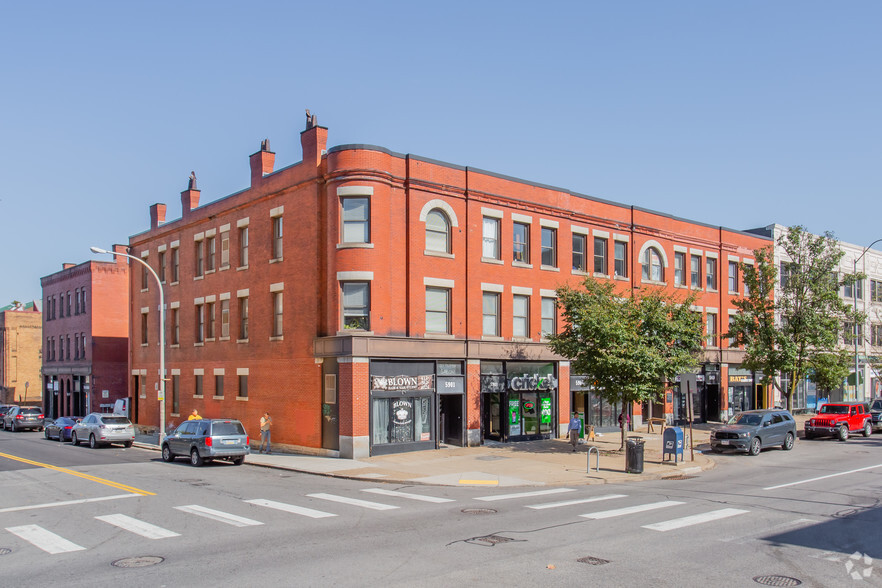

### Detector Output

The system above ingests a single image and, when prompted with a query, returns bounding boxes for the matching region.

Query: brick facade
[0,304,42,405]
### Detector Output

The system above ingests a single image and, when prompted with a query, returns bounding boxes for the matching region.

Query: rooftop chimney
[113,244,128,267]
[249,139,276,186]
[62,263,76,270]
[181,172,201,219]
[150,203,167,229]
[301,109,327,168]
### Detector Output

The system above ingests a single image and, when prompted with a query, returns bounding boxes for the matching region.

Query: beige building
[0,301,43,405]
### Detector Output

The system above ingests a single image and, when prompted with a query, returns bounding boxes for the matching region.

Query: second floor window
[141,259,149,290]
[206,236,216,271]
[195,241,204,277]
[690,255,701,288]
[513,222,529,264]
[482,292,500,336]
[221,299,230,338]
[272,216,283,260]
[513,294,530,338]
[705,312,717,347]
[541,297,556,336]
[614,241,628,278]
[195,304,204,343]
[342,282,369,330]
[729,261,739,293]
[642,248,664,282]
[342,198,369,243]
[572,234,586,272]
[238,296,249,340]
[541,228,556,267]
[706,257,717,290]
[171,247,180,282]
[206,302,216,339]
[141,312,148,345]
[594,237,607,274]
[159,252,166,283]
[425,287,450,334]
[171,308,180,345]
[272,291,284,337]
[872,280,882,303]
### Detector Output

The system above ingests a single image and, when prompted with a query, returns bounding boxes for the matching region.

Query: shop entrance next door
[483,393,504,442]
[439,394,463,446]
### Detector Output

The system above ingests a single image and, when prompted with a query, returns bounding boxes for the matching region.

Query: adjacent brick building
[40,249,129,417]
[0,301,43,405]
[129,114,770,458]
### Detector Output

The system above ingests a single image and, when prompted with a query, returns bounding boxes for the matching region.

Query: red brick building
[40,249,129,417]
[129,115,770,458]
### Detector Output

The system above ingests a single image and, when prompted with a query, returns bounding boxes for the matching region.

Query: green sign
[508,398,521,435]
[539,397,552,425]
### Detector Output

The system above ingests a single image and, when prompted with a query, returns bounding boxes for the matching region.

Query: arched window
[425,209,451,253]
[642,247,664,282]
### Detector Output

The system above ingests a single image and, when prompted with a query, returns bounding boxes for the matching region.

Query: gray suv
[2,406,45,431]
[710,409,797,456]
[161,419,250,466]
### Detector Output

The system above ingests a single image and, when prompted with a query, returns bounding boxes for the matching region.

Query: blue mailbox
[663,427,684,463]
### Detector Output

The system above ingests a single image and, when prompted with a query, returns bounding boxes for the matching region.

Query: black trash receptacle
[626,437,645,474]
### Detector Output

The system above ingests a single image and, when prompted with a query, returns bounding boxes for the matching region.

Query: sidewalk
[135,422,720,488]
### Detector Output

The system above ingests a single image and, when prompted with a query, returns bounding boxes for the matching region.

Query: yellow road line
[458,479,499,485]
[0,452,155,496]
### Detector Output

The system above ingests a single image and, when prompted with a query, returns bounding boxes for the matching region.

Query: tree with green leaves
[728,226,862,411]
[547,277,703,449]
[808,349,852,398]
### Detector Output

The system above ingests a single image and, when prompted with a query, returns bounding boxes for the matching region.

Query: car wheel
[232,456,244,465]
[44,428,50,439]
[782,432,795,450]
[11,421,16,432]
[838,424,849,441]
[863,422,872,438]
[161,445,175,462]
[89,434,98,449]
[190,449,204,467]
[123,440,133,448]
[748,437,762,456]
[71,432,79,445]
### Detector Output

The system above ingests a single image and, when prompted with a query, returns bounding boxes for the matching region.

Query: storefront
[569,375,625,432]
[481,361,557,442]
[727,368,766,418]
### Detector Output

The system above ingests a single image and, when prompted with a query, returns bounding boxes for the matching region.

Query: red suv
[805,403,872,441]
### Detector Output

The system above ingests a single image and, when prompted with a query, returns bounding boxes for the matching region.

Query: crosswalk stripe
[95,514,180,539]
[642,508,749,532]
[526,494,628,510]
[6,525,86,554]
[580,501,685,519]
[475,488,576,502]
[245,499,337,519]
[174,505,264,527]
[306,493,399,511]
[361,488,454,503]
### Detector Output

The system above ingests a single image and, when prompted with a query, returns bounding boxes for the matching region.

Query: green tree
[547,277,703,449]
[728,226,862,411]
[808,349,851,397]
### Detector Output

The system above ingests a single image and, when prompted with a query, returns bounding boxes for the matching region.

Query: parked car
[161,419,250,466]
[805,402,872,441]
[709,409,797,456]
[0,404,16,419]
[869,399,882,432]
[2,406,45,432]
[71,413,134,448]
[44,416,82,441]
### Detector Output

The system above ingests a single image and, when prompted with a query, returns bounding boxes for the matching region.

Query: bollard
[587,446,600,473]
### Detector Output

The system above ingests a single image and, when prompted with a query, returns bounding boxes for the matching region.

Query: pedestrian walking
[188,409,202,420]
[567,412,582,451]
[259,412,273,454]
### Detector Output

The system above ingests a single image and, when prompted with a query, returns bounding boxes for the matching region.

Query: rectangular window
[541,297,556,336]
[272,291,284,337]
[215,375,224,398]
[220,231,230,268]
[66,335,70,359]
[513,222,530,264]
[342,282,369,330]
[221,299,230,338]
[482,292,500,336]
[171,247,180,283]
[141,260,149,290]
[195,240,204,277]
[594,237,607,274]
[674,252,686,286]
[706,258,717,290]
[690,255,701,288]
[238,374,248,398]
[425,287,450,334]
[729,261,739,292]
[195,374,203,397]
[159,251,166,283]
[512,294,530,338]
[206,236,216,271]
[206,302,216,339]
[238,226,249,267]
[614,241,628,278]
[845,278,864,300]
[572,234,586,272]
[272,216,283,259]
[743,266,751,297]
[780,262,792,288]
[141,312,148,345]
[80,333,86,358]
[872,280,882,303]
[482,217,499,259]
[541,228,556,267]
[195,303,204,343]
[171,308,180,345]
[239,296,249,340]
[872,324,882,347]
[74,334,80,359]
[172,375,180,414]
[706,312,717,347]
[341,197,369,243]
[843,322,863,346]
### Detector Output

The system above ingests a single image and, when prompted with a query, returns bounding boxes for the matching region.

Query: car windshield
[871,400,882,411]
[728,413,762,426]
[21,408,42,415]
[819,405,849,414]
[212,421,246,435]
[100,416,131,425]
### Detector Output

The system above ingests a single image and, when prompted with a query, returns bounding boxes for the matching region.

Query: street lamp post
[90,246,166,444]
[852,239,882,401]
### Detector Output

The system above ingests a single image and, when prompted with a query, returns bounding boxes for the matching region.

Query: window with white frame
[271,216,283,260]
[272,291,283,337]
[614,241,628,278]
[513,294,530,337]
[195,239,204,277]
[238,226,249,267]
[238,295,249,340]
[342,198,369,243]
[425,209,451,253]
[706,257,717,290]
[705,312,717,347]
[513,222,530,264]
[728,261,739,292]
[482,217,500,259]
[572,233,587,272]
[195,303,205,343]
[541,297,556,336]
[425,287,450,334]
[690,254,701,288]
[541,228,556,267]
[342,282,369,330]
[594,237,607,274]
[483,292,500,336]
[642,248,664,282]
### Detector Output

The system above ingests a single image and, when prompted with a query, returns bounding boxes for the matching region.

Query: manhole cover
[0,548,11,555]
[753,575,802,587]
[112,556,165,568]
[578,556,610,566]
[461,508,497,515]
[471,535,516,546]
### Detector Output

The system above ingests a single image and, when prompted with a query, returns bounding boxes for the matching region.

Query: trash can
[626,437,645,474]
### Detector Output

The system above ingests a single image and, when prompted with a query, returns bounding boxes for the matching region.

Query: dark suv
[869,399,882,432]
[161,419,250,467]
[2,406,44,431]
[805,403,872,441]
[710,409,797,456]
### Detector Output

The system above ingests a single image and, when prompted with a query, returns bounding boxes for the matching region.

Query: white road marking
[361,488,454,503]
[0,494,137,513]
[475,488,576,502]
[642,508,749,532]
[6,525,86,554]
[719,518,817,544]
[763,464,882,490]
[245,499,337,519]
[306,493,399,511]
[95,514,180,539]
[580,501,685,519]
[174,505,264,527]
[526,494,628,510]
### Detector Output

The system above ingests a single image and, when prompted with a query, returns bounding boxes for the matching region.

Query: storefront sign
[508,374,558,391]
[509,398,521,435]
[392,399,413,425]
[437,376,464,394]
[729,375,753,384]
[372,375,434,392]
[540,397,552,425]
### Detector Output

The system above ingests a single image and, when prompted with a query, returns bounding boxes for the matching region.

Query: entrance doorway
[483,393,503,441]
[439,394,463,446]
[704,384,721,422]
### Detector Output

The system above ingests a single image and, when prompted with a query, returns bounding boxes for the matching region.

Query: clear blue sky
[2,1,880,307]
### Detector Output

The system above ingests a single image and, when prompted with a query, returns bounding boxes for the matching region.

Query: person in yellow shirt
[188,409,202,421]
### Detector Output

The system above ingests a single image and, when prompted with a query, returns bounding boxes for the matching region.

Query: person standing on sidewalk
[567,412,582,451]
[259,412,273,454]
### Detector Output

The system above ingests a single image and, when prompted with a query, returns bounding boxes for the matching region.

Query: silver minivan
[161,419,250,466]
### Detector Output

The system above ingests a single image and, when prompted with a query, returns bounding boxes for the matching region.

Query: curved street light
[91,246,166,444]
[852,239,882,401]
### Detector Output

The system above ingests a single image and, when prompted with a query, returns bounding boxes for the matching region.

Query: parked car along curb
[805,403,872,441]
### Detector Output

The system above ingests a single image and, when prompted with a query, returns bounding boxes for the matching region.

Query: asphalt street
[1,428,881,587]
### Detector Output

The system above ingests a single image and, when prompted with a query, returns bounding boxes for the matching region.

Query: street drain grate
[0,548,11,555]
[111,556,165,568]
[753,575,802,587]
[461,508,497,515]
[662,475,696,481]
[470,535,516,546]
[578,556,610,566]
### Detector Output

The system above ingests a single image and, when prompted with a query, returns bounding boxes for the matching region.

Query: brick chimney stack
[112,244,128,267]
[301,110,327,168]
[150,203,167,229]
[249,139,276,187]
[181,172,201,219]
[62,263,76,270]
